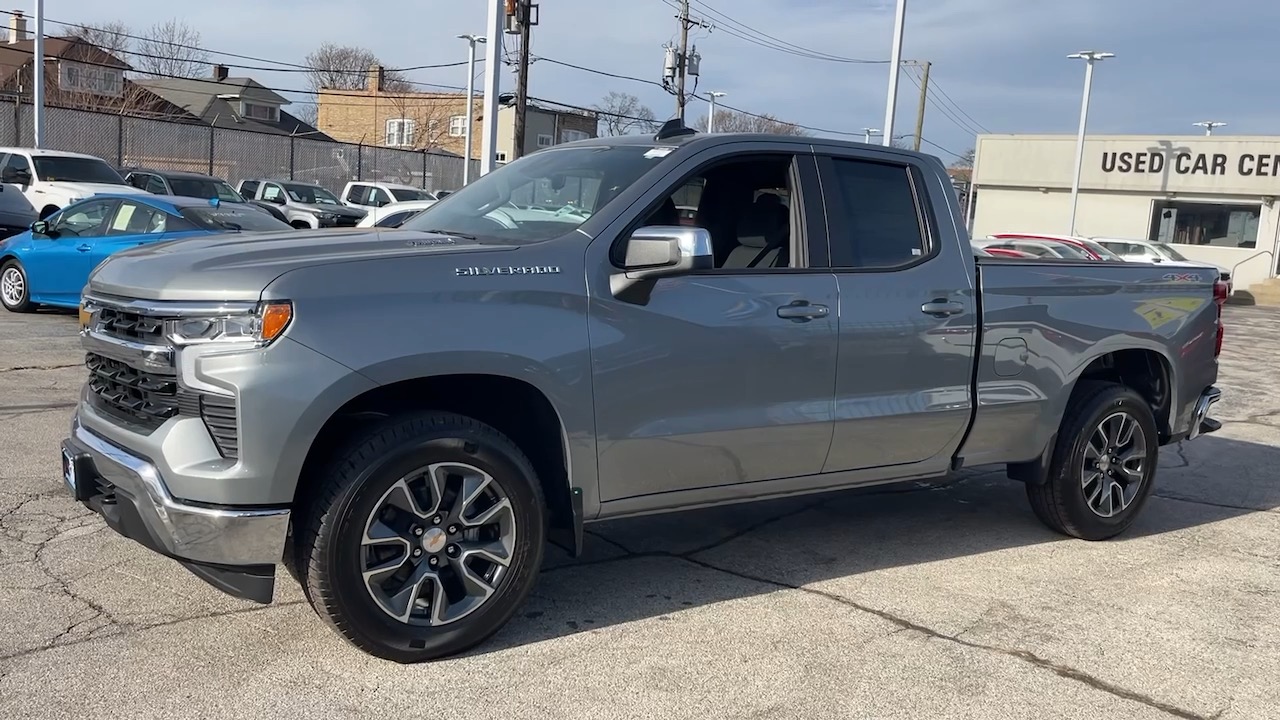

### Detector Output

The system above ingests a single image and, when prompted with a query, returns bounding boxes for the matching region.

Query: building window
[386,118,416,147]
[559,129,589,143]
[536,133,554,148]
[495,152,507,162]
[242,102,279,122]
[1149,201,1260,249]
[449,115,467,137]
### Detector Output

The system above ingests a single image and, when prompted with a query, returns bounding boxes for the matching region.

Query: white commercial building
[970,134,1280,292]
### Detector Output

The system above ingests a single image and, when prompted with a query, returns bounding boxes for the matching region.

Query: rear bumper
[61,414,289,603]
[1187,386,1222,441]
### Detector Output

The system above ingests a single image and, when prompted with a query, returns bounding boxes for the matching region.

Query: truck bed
[959,257,1222,469]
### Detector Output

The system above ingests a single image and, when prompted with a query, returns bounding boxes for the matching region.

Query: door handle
[76,244,91,252]
[777,301,829,322]
[920,299,964,318]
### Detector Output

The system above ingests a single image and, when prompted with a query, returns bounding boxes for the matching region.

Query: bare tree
[691,108,806,135]
[66,21,131,59]
[953,148,975,168]
[304,42,409,92]
[382,92,463,154]
[593,91,658,136]
[133,19,211,79]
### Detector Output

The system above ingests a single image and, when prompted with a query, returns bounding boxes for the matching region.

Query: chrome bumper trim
[81,328,174,373]
[1187,386,1222,441]
[69,415,289,566]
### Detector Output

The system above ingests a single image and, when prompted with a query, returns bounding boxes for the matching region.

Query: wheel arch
[296,372,582,555]
[1009,345,1174,485]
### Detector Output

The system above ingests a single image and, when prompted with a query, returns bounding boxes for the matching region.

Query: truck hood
[43,181,147,198]
[87,228,511,302]
[296,203,365,218]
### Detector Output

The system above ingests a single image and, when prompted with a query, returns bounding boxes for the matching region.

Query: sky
[32,0,1280,164]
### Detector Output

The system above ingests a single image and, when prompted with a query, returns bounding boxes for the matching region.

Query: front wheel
[0,259,34,312]
[1027,381,1159,540]
[295,412,547,662]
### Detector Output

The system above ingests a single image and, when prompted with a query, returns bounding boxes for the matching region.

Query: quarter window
[824,158,928,269]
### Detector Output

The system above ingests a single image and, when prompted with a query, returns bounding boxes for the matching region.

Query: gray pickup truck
[62,122,1226,663]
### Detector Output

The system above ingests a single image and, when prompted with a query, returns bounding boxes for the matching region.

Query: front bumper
[61,414,290,603]
[1187,386,1222,440]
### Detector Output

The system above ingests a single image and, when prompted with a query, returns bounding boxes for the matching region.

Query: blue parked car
[0,193,291,312]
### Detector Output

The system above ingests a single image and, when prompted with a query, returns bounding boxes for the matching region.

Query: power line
[680,0,888,64]
[902,64,982,138]
[0,9,478,76]
[926,75,991,134]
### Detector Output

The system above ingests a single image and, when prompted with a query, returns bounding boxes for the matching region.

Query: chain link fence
[0,102,477,194]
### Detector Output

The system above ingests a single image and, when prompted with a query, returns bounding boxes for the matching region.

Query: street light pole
[881,0,907,146]
[33,0,44,148]
[707,91,726,132]
[1192,121,1226,136]
[479,0,503,176]
[1066,50,1113,236]
[863,127,880,144]
[457,34,486,185]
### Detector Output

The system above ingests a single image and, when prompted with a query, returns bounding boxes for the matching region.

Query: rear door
[813,149,977,473]
[588,143,839,502]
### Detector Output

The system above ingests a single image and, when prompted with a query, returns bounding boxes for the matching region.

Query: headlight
[164,301,293,347]
[316,212,336,221]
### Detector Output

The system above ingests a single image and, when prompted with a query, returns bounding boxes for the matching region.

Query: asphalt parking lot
[1,305,1278,720]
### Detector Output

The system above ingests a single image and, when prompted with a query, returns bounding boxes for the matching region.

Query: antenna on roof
[654,117,696,141]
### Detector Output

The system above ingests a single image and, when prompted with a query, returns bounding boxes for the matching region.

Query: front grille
[199,393,239,460]
[333,215,360,227]
[85,352,179,431]
[95,306,166,345]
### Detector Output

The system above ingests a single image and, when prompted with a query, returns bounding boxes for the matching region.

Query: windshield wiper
[419,228,477,241]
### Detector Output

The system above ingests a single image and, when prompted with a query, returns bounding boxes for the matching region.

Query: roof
[346,180,422,191]
[121,167,228,181]
[80,192,225,212]
[134,76,333,140]
[0,37,131,85]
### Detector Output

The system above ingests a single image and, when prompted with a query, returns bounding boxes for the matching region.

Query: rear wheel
[0,260,34,312]
[1026,382,1159,540]
[295,411,547,662]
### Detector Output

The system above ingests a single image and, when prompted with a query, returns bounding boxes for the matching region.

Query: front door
[23,198,118,305]
[589,147,839,502]
[813,151,977,473]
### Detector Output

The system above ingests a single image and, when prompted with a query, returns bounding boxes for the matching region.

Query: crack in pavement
[0,363,82,374]
[562,477,1211,720]
[1153,492,1280,516]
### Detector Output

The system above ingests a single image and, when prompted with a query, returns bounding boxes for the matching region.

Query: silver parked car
[1092,238,1232,292]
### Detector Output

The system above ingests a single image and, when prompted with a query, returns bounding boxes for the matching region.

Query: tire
[0,259,34,312]
[1026,381,1159,541]
[294,411,547,662]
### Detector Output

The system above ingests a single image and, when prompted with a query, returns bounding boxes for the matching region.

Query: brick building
[316,65,598,162]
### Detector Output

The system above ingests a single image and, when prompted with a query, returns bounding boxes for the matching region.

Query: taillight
[1213,278,1227,357]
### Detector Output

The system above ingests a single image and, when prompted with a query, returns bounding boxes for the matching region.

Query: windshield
[390,187,432,202]
[283,183,340,205]
[1154,243,1188,261]
[169,178,244,203]
[399,144,671,243]
[33,156,125,184]
[180,205,293,232]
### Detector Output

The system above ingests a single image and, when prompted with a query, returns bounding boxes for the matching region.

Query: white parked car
[0,147,149,235]
[1092,237,1232,291]
[354,199,438,228]
[341,180,437,210]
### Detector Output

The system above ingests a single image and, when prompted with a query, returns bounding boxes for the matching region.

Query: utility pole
[911,60,930,152]
[509,0,538,160]
[33,0,44,148]
[664,0,705,121]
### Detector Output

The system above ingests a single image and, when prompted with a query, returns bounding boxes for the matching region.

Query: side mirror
[3,168,30,184]
[30,220,49,236]
[610,225,713,304]
[1150,256,1163,263]
[267,195,286,205]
